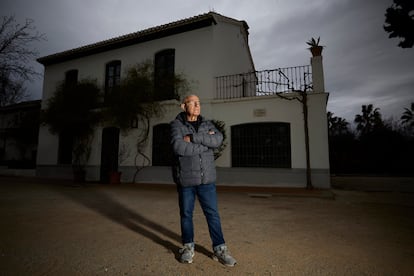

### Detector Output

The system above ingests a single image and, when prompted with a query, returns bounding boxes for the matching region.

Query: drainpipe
[302,91,313,190]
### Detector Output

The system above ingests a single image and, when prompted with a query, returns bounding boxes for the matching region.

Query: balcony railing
[215,65,312,100]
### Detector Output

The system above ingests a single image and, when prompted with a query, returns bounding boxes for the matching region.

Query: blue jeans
[177,183,225,248]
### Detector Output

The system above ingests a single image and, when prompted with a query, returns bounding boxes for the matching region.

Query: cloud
[1,0,413,123]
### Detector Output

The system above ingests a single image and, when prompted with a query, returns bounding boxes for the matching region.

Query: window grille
[231,123,291,168]
[105,60,121,99]
[216,66,312,100]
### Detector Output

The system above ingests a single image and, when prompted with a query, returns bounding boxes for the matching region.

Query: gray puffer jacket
[170,112,223,187]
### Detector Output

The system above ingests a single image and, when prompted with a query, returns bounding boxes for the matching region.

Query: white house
[37,12,330,188]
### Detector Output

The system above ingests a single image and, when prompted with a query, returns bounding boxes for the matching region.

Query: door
[100,127,120,183]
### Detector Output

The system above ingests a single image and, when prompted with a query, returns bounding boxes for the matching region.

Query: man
[170,94,237,267]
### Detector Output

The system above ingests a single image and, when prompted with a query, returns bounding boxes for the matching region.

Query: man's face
[183,95,201,117]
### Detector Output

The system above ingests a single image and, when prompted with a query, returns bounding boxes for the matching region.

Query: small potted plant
[306,37,324,57]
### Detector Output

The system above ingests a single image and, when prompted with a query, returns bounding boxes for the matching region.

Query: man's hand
[184,131,214,143]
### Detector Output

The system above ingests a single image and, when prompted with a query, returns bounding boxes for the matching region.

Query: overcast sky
[2,0,413,122]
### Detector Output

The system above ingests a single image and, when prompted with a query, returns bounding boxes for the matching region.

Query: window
[58,70,77,165]
[65,69,78,86]
[105,60,121,99]
[152,123,173,166]
[100,127,120,183]
[231,122,291,168]
[154,49,175,101]
[58,130,73,164]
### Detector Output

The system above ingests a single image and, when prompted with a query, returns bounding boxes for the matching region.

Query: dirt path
[1,176,413,275]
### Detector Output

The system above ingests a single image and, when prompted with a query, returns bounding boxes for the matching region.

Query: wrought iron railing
[215,65,312,100]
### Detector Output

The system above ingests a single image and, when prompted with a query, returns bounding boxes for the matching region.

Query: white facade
[37,12,330,188]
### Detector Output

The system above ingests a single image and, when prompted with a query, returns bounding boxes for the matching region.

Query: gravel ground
[0,176,413,275]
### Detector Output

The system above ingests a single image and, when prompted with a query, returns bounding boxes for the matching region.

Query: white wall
[209,93,329,170]
[213,20,254,77]
[307,92,330,169]
[38,19,254,168]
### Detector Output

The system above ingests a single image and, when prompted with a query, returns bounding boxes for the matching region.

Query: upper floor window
[231,122,291,168]
[154,49,175,101]
[65,69,78,86]
[105,60,121,97]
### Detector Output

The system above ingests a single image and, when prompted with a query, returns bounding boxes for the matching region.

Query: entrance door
[100,127,120,183]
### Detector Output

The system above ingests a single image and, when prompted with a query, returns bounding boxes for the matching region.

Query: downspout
[302,91,313,189]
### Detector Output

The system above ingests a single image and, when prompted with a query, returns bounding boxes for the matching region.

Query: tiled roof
[37,12,248,66]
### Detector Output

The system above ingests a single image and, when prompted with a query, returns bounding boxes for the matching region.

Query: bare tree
[0,15,45,106]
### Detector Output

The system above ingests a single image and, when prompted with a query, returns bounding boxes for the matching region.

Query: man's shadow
[51,182,212,261]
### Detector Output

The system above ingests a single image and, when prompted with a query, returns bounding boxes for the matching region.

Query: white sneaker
[213,244,237,267]
[179,243,195,263]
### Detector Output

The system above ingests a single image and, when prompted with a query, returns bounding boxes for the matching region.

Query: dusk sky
[2,0,413,123]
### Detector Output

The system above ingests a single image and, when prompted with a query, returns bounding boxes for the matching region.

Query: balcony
[215,65,312,100]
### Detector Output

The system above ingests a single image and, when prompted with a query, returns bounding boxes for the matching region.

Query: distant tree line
[328,103,414,175]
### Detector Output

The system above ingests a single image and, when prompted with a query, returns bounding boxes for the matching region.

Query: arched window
[231,122,291,168]
[152,123,172,166]
[154,49,175,101]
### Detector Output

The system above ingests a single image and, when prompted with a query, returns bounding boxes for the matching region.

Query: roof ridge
[38,12,232,64]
